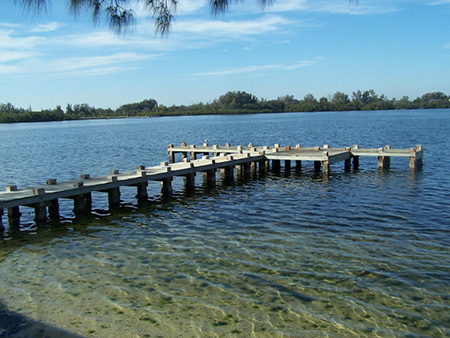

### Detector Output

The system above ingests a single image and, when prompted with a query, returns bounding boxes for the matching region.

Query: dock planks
[1,143,423,225]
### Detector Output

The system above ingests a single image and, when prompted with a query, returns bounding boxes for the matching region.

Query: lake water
[0,110,449,337]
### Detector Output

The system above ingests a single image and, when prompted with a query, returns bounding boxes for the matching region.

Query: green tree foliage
[1,90,449,124]
[117,99,158,116]
[16,0,273,35]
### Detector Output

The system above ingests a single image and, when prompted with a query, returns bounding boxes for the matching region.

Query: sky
[1,0,449,110]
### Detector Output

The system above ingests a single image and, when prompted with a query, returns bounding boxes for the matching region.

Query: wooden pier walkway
[0,143,423,226]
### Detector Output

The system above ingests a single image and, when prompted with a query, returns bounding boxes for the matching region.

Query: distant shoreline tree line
[1,90,449,124]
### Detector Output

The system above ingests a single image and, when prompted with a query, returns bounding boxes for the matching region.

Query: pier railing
[0,143,423,226]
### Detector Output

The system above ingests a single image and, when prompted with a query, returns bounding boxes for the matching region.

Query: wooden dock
[0,143,423,226]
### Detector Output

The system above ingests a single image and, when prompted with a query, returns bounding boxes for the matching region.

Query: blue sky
[1,0,449,110]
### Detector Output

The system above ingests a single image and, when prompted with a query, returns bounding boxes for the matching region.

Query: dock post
[33,202,48,223]
[107,176,121,208]
[183,173,195,191]
[46,179,60,219]
[322,151,330,175]
[6,186,21,225]
[409,146,423,169]
[285,160,291,173]
[221,165,234,184]
[202,169,216,188]
[314,161,321,172]
[73,194,92,216]
[322,161,329,175]
[160,178,173,198]
[0,209,3,228]
[250,161,257,178]
[190,145,198,160]
[377,148,391,169]
[352,145,360,169]
[31,188,47,223]
[136,182,148,201]
[134,166,148,201]
[344,159,351,171]
[272,159,281,173]
[7,207,21,226]
[296,160,302,171]
[71,181,92,216]
[258,159,267,176]
[168,144,175,163]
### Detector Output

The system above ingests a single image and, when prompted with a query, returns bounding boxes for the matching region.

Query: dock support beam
[202,169,216,188]
[73,193,92,216]
[314,161,321,172]
[285,160,291,173]
[160,178,173,198]
[410,146,423,170]
[46,179,60,219]
[272,159,281,173]
[136,182,148,201]
[377,156,391,169]
[183,173,195,192]
[344,158,351,171]
[33,202,48,223]
[221,165,234,184]
[296,160,302,171]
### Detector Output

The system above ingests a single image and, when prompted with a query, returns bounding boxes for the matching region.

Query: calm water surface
[0,110,449,337]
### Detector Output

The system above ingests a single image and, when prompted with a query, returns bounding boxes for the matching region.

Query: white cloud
[270,0,309,12]
[311,0,398,15]
[0,29,45,49]
[51,52,151,73]
[189,59,318,76]
[0,50,40,62]
[0,64,21,75]
[174,15,293,37]
[30,21,65,33]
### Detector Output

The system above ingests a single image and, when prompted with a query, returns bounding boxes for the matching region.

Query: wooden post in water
[322,152,330,175]
[46,179,60,219]
[410,145,423,169]
[377,146,391,169]
[183,163,196,192]
[190,145,197,160]
[202,166,216,188]
[107,176,121,208]
[168,144,175,164]
[6,185,21,225]
[272,160,281,173]
[314,161,321,172]
[135,166,148,201]
[32,188,47,223]
[72,181,91,216]
[352,145,360,169]
[180,142,188,161]
[221,155,234,184]
[344,147,351,171]
[160,178,172,198]
[285,160,291,173]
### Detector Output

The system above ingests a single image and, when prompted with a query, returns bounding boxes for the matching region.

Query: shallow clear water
[0,110,449,337]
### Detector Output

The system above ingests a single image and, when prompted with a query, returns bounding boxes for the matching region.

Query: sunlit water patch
[1,173,449,337]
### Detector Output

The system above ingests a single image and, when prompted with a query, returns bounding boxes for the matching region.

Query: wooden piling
[46,179,59,219]
[285,160,291,172]
[160,178,173,198]
[314,161,321,172]
[272,159,281,172]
